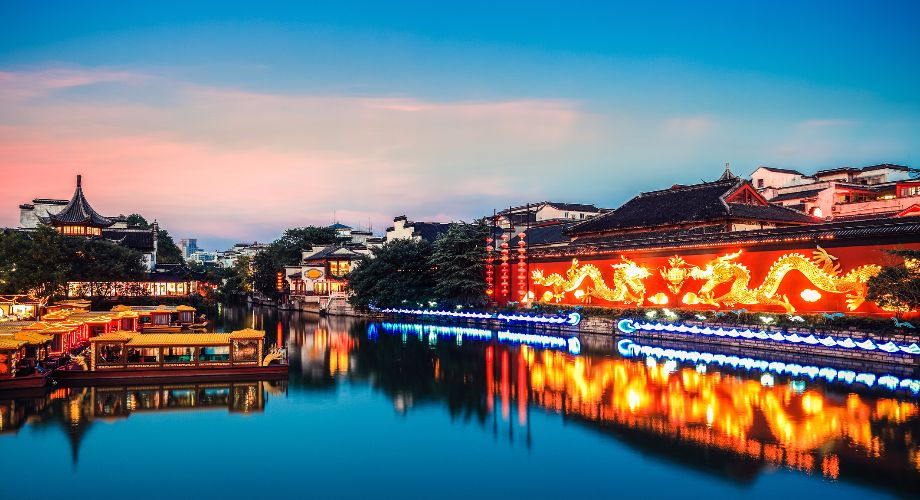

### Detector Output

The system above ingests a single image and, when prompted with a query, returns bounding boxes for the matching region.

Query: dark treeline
[0,226,146,301]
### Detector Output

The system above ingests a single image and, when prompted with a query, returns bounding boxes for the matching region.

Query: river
[1,304,918,498]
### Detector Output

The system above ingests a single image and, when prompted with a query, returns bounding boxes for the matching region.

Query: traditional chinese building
[18,175,159,270]
[525,168,920,315]
[284,245,372,296]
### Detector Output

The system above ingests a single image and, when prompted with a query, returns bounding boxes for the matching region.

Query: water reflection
[0,380,285,463]
[2,306,919,497]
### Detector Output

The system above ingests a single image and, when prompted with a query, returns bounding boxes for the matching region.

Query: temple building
[17,175,158,271]
[519,167,920,315]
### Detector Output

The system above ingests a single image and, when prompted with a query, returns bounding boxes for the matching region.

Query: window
[233,340,259,362]
[901,186,920,197]
[199,346,230,362]
[162,347,195,363]
[127,347,159,363]
[757,179,764,188]
[329,260,350,277]
[96,343,124,364]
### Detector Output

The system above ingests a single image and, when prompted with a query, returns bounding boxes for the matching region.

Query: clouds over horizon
[0,65,917,248]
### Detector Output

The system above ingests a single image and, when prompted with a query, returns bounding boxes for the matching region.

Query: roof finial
[719,162,737,181]
[76,174,82,188]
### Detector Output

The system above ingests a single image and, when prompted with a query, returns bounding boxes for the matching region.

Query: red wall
[528,242,919,315]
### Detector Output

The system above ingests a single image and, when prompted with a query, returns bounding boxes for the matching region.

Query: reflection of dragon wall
[531,247,883,312]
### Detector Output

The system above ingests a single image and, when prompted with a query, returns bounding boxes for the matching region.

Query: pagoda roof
[569,177,816,236]
[46,175,114,228]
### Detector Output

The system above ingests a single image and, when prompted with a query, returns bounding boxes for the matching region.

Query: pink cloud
[0,67,602,245]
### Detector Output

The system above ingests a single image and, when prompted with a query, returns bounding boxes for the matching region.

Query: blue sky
[1,1,918,248]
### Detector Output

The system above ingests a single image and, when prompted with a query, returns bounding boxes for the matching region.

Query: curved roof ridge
[48,175,114,228]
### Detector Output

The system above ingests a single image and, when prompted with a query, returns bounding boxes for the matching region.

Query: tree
[866,250,920,316]
[250,226,337,300]
[430,221,489,307]
[0,226,146,302]
[348,239,436,310]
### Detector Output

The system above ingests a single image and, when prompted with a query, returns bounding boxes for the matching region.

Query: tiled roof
[569,178,815,235]
[754,166,804,175]
[540,217,920,258]
[46,175,114,228]
[544,202,603,212]
[102,229,155,251]
[768,188,827,202]
[411,222,452,242]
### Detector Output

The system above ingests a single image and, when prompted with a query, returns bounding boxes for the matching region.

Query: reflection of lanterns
[800,289,821,302]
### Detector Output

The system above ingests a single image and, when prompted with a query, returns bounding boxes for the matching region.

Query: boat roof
[90,329,264,346]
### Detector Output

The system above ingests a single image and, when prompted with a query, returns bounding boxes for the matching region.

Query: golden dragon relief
[531,257,651,305]
[531,247,881,312]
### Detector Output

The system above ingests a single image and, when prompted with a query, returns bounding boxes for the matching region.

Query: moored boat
[0,332,54,392]
[54,328,287,385]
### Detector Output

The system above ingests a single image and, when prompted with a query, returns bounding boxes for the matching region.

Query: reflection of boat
[54,329,287,385]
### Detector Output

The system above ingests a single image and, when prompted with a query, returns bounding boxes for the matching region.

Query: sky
[1,1,918,249]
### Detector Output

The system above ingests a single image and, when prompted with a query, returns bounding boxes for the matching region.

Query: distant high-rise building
[178,238,199,258]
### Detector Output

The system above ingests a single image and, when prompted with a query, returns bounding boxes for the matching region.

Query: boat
[53,328,288,385]
[0,333,53,392]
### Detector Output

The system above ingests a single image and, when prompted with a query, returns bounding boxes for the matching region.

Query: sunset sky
[2,1,918,249]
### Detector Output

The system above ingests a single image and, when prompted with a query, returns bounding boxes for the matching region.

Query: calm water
[2,305,919,499]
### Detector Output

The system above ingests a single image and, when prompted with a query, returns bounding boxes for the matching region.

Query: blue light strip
[371,322,582,355]
[376,307,581,326]
[376,322,493,340]
[616,339,920,395]
[617,318,920,356]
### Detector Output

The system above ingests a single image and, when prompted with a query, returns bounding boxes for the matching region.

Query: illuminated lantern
[485,237,495,301]
[500,234,511,300]
[276,272,284,291]
[516,232,527,299]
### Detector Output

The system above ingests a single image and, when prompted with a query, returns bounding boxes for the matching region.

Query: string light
[616,338,920,395]
[617,318,920,356]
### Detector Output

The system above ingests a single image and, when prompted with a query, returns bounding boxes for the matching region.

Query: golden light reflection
[511,349,920,478]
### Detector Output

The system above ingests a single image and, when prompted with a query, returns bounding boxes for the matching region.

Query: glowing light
[800,289,821,302]
[615,338,920,395]
[375,307,581,326]
[648,292,669,305]
[616,318,920,357]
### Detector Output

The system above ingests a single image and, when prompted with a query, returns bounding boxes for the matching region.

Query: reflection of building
[526,167,920,314]
[18,175,159,271]
[518,345,920,485]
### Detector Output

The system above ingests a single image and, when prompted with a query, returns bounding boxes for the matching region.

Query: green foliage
[156,229,184,264]
[430,221,488,307]
[126,214,150,229]
[0,226,146,301]
[347,222,491,309]
[250,227,338,300]
[348,239,436,309]
[867,249,920,315]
